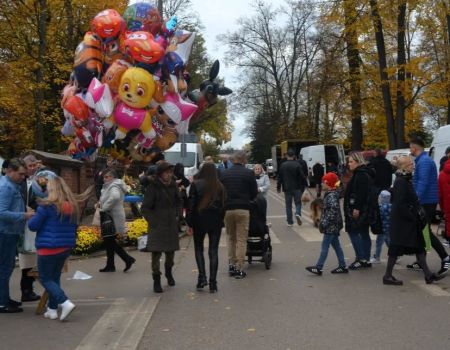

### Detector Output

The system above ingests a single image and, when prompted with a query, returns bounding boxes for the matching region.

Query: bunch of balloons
[60,2,232,162]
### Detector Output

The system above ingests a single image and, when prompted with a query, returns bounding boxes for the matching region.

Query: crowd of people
[2,138,450,320]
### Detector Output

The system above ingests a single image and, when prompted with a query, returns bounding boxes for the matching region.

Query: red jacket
[438,159,450,238]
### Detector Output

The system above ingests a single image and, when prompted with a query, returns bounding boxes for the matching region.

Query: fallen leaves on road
[161,329,170,332]
[247,328,256,332]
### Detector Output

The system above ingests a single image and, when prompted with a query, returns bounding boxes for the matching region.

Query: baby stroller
[246,194,272,269]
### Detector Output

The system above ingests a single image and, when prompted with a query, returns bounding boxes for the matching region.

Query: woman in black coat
[186,163,226,293]
[344,152,373,269]
[383,156,444,285]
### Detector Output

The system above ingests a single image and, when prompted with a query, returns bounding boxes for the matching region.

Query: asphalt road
[2,180,450,350]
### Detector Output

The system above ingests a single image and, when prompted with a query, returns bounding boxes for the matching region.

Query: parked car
[246,163,255,170]
[265,158,274,177]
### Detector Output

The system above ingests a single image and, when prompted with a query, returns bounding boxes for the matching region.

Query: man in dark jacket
[277,149,307,226]
[409,137,450,275]
[221,151,258,279]
[312,162,325,197]
[298,154,308,182]
[368,148,393,190]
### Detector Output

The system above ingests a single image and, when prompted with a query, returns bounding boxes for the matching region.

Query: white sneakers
[43,300,76,321]
[370,257,381,264]
[44,308,58,320]
[60,300,76,321]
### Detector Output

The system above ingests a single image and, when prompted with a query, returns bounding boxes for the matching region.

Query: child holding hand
[306,173,348,275]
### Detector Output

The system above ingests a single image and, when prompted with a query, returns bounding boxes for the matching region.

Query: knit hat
[322,172,340,189]
[156,161,174,176]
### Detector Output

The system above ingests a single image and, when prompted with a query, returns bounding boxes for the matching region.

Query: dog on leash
[310,198,324,228]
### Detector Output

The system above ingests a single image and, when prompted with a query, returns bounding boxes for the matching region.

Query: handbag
[92,207,101,227]
[100,211,116,238]
[22,225,37,253]
[301,190,312,203]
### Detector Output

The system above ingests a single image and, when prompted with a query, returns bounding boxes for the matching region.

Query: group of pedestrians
[304,137,450,286]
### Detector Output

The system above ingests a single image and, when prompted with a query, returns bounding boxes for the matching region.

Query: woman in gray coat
[98,169,135,273]
[141,162,181,293]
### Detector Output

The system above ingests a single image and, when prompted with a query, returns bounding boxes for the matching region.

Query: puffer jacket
[0,176,26,235]
[100,179,128,234]
[413,151,438,204]
[319,190,343,234]
[28,204,77,249]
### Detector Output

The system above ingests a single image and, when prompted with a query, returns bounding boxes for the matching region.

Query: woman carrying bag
[98,169,135,273]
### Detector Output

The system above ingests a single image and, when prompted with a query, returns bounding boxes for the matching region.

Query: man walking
[277,149,307,226]
[368,148,393,191]
[312,162,325,197]
[409,137,450,274]
[221,151,258,279]
[0,159,35,313]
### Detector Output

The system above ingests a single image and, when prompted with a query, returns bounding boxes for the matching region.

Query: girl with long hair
[186,163,226,292]
[28,176,92,321]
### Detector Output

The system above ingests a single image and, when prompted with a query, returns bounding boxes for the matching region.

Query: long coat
[390,172,424,249]
[141,176,180,252]
[99,179,127,234]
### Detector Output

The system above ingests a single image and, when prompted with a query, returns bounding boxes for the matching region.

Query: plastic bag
[301,191,311,203]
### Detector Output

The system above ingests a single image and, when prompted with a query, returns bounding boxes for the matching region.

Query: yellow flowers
[74,226,102,255]
[127,218,148,243]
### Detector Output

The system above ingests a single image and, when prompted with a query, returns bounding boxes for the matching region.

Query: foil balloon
[167,30,196,64]
[101,59,131,95]
[107,67,157,142]
[91,9,125,40]
[123,2,163,35]
[160,92,197,135]
[85,78,114,118]
[123,31,165,65]
[73,32,102,88]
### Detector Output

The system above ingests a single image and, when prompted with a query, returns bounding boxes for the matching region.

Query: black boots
[124,257,136,272]
[165,268,176,286]
[196,276,208,290]
[99,266,116,272]
[153,274,163,293]
[21,290,41,302]
[209,281,218,293]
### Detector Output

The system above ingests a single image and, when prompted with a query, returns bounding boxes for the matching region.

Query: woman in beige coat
[98,169,135,272]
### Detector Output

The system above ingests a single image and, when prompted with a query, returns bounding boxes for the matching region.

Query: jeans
[224,209,250,270]
[316,234,346,269]
[348,225,371,261]
[151,252,175,275]
[38,250,71,309]
[374,233,390,259]
[284,189,303,225]
[193,227,221,282]
[0,234,19,306]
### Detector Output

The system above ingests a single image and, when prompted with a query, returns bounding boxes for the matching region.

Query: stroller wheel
[263,248,272,270]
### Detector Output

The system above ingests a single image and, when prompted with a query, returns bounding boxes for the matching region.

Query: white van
[164,142,203,178]
[300,144,345,184]
[429,125,450,173]
[385,148,410,162]
[265,158,274,177]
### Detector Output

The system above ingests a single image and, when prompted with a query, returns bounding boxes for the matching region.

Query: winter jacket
[99,179,128,234]
[220,164,258,211]
[368,155,393,190]
[256,174,270,197]
[28,204,77,249]
[413,151,438,205]
[319,190,343,235]
[438,159,450,238]
[0,176,26,235]
[390,172,424,249]
[186,179,225,231]
[343,165,374,231]
[141,176,181,252]
[277,160,307,192]
[312,163,324,184]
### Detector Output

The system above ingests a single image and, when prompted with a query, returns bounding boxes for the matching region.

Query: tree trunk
[369,0,397,149]
[396,0,407,148]
[34,0,48,150]
[64,0,75,51]
[343,1,363,150]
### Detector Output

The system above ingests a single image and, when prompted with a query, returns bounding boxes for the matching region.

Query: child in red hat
[306,172,348,275]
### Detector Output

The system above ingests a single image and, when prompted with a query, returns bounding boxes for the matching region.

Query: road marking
[75,297,160,350]
[410,280,450,297]
[21,298,127,308]
[292,226,323,242]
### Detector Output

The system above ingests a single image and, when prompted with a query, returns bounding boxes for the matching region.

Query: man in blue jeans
[277,149,307,227]
[0,158,34,313]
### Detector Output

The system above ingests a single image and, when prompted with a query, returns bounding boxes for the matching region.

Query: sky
[129,0,285,149]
